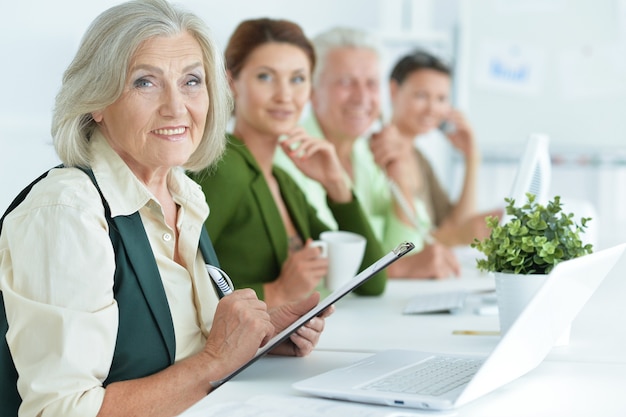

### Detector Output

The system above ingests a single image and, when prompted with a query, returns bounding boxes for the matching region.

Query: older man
[274,27,459,279]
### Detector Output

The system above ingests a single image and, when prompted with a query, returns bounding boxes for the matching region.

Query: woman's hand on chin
[279,128,352,203]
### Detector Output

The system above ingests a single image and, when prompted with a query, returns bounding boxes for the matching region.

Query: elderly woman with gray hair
[0,1,330,416]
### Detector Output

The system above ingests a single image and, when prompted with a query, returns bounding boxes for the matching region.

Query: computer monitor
[501,133,551,224]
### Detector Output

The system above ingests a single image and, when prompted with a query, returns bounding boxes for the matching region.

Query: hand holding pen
[203,265,332,365]
[369,121,436,244]
[206,264,234,298]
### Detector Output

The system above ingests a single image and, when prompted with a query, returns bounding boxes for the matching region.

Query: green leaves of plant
[471,193,593,275]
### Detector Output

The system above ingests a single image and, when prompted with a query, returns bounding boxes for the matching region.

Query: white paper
[474,40,545,96]
[179,394,454,417]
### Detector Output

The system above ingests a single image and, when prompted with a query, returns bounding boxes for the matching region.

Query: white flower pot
[492,272,571,346]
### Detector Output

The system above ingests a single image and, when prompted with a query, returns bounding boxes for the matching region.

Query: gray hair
[52,0,232,172]
[311,26,383,88]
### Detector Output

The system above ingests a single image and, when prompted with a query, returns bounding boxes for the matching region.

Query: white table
[180,351,626,417]
[178,249,626,416]
[319,255,626,364]
[317,271,500,355]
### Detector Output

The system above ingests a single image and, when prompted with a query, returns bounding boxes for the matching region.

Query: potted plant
[471,193,593,340]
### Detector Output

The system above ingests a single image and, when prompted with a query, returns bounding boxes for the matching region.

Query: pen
[372,115,436,246]
[206,265,234,298]
[387,178,436,245]
[452,330,500,336]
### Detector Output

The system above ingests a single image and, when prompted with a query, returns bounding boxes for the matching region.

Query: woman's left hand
[279,127,351,203]
[267,292,335,357]
[444,109,477,159]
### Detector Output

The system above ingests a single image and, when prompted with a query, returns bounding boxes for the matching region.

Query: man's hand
[388,243,460,279]
[370,124,420,193]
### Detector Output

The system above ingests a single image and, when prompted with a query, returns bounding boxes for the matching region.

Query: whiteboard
[458,0,626,150]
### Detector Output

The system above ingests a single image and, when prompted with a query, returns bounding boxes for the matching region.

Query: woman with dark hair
[190,18,386,308]
[370,50,501,246]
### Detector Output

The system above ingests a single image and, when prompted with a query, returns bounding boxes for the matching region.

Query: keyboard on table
[361,356,484,396]
[403,290,467,314]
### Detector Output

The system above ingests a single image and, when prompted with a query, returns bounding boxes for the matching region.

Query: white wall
[456,0,626,249]
[1,0,624,248]
[0,0,379,211]
[459,0,626,149]
[1,0,455,212]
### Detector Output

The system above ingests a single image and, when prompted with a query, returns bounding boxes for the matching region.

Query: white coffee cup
[317,231,367,292]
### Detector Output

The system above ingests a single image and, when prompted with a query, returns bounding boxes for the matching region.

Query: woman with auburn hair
[190,18,386,308]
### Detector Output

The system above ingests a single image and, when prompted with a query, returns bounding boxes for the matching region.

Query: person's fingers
[446,248,461,277]
[425,244,460,279]
[289,332,315,356]
[290,317,326,356]
[259,319,278,347]
[289,291,320,316]
[317,304,335,319]
[302,317,324,333]
[295,325,316,342]
[434,245,460,278]
[302,241,327,259]
[296,140,332,159]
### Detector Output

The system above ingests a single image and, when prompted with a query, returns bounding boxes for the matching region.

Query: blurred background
[1,0,625,248]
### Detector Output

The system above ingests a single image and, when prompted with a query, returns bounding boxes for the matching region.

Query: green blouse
[189,135,386,299]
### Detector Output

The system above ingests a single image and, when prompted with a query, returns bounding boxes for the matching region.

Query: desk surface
[318,271,499,355]
[318,258,626,363]
[179,250,626,416]
[180,351,626,417]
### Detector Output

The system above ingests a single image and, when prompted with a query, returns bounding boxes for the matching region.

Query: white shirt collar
[89,129,209,221]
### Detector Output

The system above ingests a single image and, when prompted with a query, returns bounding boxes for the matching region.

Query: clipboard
[210,241,416,388]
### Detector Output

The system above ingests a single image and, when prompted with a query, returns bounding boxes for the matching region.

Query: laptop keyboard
[361,356,483,396]
[403,291,467,314]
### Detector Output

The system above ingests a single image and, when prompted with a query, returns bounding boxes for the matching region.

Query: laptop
[209,241,415,389]
[294,243,625,410]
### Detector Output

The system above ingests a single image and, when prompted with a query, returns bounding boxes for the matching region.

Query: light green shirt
[274,113,430,252]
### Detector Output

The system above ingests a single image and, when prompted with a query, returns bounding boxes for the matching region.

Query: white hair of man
[311,26,384,88]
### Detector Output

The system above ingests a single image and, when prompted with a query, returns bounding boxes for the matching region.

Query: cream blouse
[0,131,219,417]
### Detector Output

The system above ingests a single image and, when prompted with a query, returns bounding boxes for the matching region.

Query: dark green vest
[0,167,219,416]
